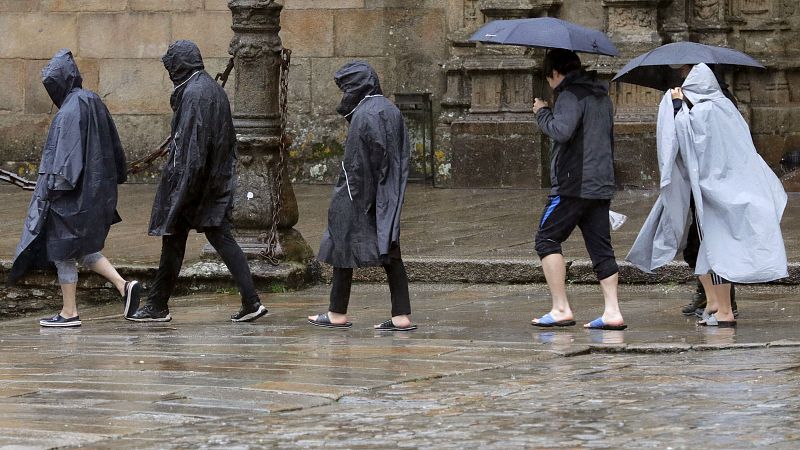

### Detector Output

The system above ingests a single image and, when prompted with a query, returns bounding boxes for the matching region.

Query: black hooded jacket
[148,40,237,235]
[317,61,410,267]
[536,70,615,199]
[10,49,126,283]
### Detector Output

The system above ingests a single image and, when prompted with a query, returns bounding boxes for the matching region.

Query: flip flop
[308,313,352,329]
[374,319,417,332]
[697,314,737,328]
[532,312,576,328]
[585,317,627,331]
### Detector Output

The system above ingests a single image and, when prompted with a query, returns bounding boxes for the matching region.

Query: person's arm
[49,108,84,191]
[534,91,582,144]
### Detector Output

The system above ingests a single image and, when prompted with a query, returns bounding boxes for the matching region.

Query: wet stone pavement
[2,283,800,449]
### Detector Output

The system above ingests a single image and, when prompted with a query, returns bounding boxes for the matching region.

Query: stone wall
[0,0,798,189]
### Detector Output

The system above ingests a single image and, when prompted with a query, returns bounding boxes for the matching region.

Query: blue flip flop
[532,312,576,328]
[585,317,627,331]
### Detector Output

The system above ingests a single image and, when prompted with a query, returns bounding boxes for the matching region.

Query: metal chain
[260,48,291,265]
[0,169,35,191]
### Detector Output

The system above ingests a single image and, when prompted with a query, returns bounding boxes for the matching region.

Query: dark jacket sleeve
[535,90,583,144]
[174,98,212,209]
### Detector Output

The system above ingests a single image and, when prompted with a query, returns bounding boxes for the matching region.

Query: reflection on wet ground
[1,283,799,448]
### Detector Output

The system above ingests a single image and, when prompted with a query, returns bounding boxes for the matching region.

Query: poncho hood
[334,61,383,118]
[681,63,726,105]
[162,40,205,86]
[42,49,83,108]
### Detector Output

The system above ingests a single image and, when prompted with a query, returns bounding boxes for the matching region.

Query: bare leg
[533,253,573,323]
[711,283,734,321]
[60,283,78,318]
[87,256,126,296]
[699,274,718,315]
[584,272,624,327]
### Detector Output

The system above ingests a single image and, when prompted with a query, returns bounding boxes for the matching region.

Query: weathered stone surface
[111,114,172,164]
[0,14,78,59]
[451,120,543,188]
[285,0,364,9]
[40,0,128,11]
[0,60,25,113]
[0,0,38,12]
[23,59,53,115]
[281,10,334,57]
[782,169,800,192]
[203,0,231,11]
[78,13,170,59]
[97,59,173,114]
[613,122,658,189]
[0,114,50,164]
[171,11,234,58]
[130,0,204,11]
[334,9,386,57]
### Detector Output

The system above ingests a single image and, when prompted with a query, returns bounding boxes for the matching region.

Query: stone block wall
[0,0,449,185]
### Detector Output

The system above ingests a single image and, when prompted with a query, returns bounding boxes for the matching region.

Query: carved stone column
[207,1,312,277]
[603,0,663,46]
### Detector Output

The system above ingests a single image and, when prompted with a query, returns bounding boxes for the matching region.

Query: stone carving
[740,0,770,15]
[694,0,720,20]
[609,8,655,29]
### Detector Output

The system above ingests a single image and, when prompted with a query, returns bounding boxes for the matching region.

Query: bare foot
[307,311,349,324]
[391,315,412,328]
[532,309,573,325]
[583,312,624,328]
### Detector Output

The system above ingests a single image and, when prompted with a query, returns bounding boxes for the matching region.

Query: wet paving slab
[1,283,800,448]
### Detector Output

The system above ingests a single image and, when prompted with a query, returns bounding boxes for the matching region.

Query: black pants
[148,217,260,308]
[534,195,619,280]
[329,247,411,317]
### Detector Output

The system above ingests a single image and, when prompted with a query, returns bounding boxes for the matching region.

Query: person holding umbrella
[627,63,788,326]
[531,49,626,330]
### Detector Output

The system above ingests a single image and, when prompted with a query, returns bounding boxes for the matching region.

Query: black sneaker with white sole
[123,280,142,318]
[231,302,268,322]
[39,314,81,327]
[127,303,172,322]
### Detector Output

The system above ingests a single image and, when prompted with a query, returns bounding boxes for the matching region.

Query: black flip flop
[374,319,417,332]
[308,313,352,329]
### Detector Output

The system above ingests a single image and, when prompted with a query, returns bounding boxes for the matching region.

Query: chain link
[0,169,35,191]
[259,48,291,265]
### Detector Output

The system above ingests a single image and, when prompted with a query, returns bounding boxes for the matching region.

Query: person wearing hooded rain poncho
[307,61,416,332]
[127,40,268,323]
[627,63,788,327]
[9,49,141,328]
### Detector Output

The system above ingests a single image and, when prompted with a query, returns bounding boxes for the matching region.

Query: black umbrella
[613,42,765,91]
[469,18,619,56]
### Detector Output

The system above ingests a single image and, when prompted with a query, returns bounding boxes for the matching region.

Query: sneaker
[681,291,707,316]
[231,302,268,322]
[39,314,81,327]
[123,280,142,318]
[127,303,171,322]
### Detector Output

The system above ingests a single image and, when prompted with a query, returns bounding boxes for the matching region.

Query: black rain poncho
[148,40,236,235]
[318,61,410,268]
[9,49,126,284]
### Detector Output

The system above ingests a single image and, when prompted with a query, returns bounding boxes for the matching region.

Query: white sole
[39,321,81,327]
[231,305,268,322]
[125,314,172,323]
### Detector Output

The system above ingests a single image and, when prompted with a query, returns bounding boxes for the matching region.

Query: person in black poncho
[10,49,141,328]
[127,40,267,323]
[307,61,417,332]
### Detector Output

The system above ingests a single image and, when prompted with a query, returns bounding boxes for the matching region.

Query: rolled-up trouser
[54,252,104,284]
[534,195,619,281]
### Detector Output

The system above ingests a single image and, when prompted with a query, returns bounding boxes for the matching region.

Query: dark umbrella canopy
[612,42,764,90]
[469,18,619,56]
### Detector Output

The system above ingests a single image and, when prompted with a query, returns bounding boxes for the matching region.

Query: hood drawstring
[173,71,201,91]
[344,94,383,119]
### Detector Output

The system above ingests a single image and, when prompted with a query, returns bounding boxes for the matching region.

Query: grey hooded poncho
[9,49,127,283]
[627,64,788,283]
[317,61,410,268]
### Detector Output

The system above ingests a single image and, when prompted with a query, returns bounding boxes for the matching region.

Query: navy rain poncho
[317,61,410,268]
[148,40,237,236]
[9,49,127,284]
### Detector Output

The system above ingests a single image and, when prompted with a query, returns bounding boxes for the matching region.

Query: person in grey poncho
[627,63,788,327]
[307,61,416,332]
[9,49,141,327]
